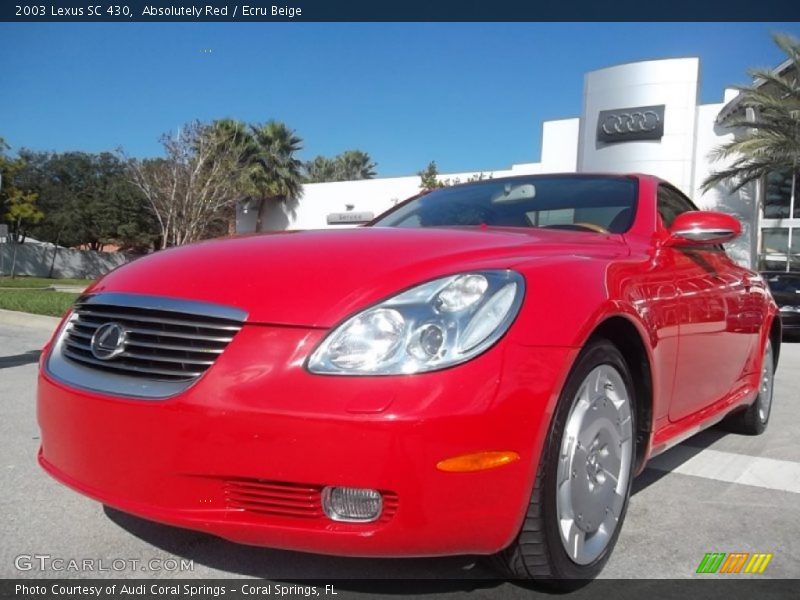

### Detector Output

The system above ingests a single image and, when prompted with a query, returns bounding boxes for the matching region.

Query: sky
[1,22,799,177]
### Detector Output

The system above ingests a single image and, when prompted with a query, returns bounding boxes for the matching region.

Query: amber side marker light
[436,451,520,473]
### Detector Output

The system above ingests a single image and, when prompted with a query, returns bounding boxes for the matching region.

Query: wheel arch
[585,315,654,475]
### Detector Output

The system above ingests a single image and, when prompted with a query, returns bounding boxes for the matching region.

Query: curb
[0,308,60,330]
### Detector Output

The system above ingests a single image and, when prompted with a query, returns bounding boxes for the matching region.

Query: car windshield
[372,175,638,233]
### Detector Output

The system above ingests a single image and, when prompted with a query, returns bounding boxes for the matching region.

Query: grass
[0,277,92,317]
[0,276,94,289]
[0,289,81,317]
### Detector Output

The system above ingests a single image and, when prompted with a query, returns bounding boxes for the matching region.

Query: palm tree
[304,151,377,183]
[304,155,338,183]
[247,121,304,231]
[702,34,800,194]
[335,150,377,180]
[208,119,304,232]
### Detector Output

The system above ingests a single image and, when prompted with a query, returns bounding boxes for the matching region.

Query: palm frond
[702,34,800,194]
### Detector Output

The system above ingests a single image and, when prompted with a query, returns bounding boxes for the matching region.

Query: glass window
[656,185,698,229]
[795,173,799,220]
[373,175,638,233]
[764,169,800,219]
[760,227,790,271]
[791,229,800,272]
[531,208,575,227]
[764,170,793,219]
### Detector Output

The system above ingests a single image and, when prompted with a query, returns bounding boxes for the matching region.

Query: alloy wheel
[556,364,633,565]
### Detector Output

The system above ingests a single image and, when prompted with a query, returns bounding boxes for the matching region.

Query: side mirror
[666,211,741,246]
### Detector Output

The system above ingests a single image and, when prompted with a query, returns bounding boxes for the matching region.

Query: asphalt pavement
[1,309,798,591]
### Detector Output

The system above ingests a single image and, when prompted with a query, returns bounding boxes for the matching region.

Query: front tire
[494,339,636,583]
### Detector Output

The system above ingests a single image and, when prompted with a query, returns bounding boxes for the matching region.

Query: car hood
[90,227,626,327]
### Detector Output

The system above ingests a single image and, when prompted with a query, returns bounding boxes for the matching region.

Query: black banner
[1,0,799,22]
[1,579,798,600]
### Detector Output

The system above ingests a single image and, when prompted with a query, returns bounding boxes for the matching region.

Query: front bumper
[38,323,575,557]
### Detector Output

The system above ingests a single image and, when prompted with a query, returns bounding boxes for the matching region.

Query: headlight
[308,270,525,375]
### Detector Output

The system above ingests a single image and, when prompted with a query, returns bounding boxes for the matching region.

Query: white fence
[0,242,133,279]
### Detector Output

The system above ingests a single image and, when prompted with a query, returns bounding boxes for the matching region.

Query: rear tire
[493,339,636,584]
[723,340,774,436]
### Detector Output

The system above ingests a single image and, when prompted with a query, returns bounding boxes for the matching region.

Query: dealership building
[236,57,798,271]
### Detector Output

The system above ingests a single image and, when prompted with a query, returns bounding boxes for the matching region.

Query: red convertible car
[37,174,780,581]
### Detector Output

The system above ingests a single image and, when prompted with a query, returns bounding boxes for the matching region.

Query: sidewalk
[0,308,60,330]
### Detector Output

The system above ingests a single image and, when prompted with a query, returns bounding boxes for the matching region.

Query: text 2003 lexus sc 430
[37,174,780,582]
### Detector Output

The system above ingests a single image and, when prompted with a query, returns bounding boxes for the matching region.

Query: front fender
[509,257,659,349]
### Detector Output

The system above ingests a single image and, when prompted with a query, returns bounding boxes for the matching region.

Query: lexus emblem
[90,323,128,360]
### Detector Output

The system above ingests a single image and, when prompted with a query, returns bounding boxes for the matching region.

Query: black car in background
[762,271,800,339]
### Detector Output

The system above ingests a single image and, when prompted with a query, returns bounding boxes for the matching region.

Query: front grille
[225,479,325,519]
[224,478,399,523]
[61,293,246,383]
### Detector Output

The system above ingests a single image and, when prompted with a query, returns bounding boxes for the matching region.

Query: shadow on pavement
[103,506,517,592]
[632,426,732,496]
[0,349,41,369]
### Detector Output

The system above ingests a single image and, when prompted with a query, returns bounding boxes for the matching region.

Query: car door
[656,185,757,422]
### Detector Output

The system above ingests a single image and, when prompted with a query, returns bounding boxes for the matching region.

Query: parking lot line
[647,445,800,494]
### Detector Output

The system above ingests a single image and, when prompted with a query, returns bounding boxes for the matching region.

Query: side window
[657,185,698,229]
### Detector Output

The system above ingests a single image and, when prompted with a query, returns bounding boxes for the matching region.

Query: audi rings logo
[601,111,660,134]
[597,104,665,143]
[90,323,128,360]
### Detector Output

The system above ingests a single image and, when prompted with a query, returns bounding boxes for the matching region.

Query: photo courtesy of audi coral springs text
[37,174,781,583]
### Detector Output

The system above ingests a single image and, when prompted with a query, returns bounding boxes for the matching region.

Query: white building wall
[692,94,757,267]
[540,118,580,173]
[578,58,700,197]
[236,176,420,233]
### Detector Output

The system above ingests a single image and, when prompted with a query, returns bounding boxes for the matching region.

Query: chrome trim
[72,319,235,343]
[76,308,242,331]
[672,228,737,242]
[45,293,248,400]
[62,347,206,378]
[64,337,215,366]
[75,292,248,321]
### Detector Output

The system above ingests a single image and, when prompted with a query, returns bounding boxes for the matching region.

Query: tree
[240,121,304,232]
[304,150,377,183]
[335,150,377,180]
[4,187,42,242]
[0,136,11,221]
[702,34,800,194]
[0,139,44,244]
[304,155,338,183]
[16,150,156,251]
[128,121,250,248]
[0,137,14,224]
[418,161,445,191]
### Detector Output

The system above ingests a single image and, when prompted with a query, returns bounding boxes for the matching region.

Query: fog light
[321,486,382,522]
